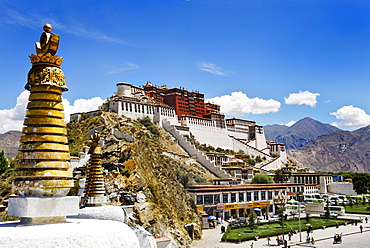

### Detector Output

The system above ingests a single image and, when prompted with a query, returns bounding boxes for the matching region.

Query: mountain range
[0,131,22,158]
[264,117,340,149]
[265,117,370,173]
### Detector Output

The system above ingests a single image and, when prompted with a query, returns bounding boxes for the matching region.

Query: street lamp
[298,202,302,242]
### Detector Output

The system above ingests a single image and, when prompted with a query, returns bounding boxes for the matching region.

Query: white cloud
[63,97,105,122]
[207,91,281,116]
[0,91,30,133]
[284,90,320,107]
[285,121,296,127]
[196,62,232,76]
[105,62,140,74]
[0,91,104,133]
[330,105,370,130]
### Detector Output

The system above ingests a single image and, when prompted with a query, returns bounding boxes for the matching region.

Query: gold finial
[35,23,60,56]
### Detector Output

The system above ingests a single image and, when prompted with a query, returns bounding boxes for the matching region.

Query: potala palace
[107,82,287,172]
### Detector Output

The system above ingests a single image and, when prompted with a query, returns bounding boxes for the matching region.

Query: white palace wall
[181,116,233,150]
[109,100,179,127]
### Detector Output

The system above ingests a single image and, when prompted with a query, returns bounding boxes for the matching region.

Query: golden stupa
[14,24,73,197]
[84,131,106,206]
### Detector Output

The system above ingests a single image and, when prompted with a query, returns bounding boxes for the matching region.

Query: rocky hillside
[0,131,22,158]
[264,117,340,149]
[288,125,370,173]
[67,112,215,247]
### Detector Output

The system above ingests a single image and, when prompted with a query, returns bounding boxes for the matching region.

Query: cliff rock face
[67,112,215,247]
[288,125,370,173]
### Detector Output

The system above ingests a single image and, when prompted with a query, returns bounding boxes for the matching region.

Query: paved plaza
[192,215,370,248]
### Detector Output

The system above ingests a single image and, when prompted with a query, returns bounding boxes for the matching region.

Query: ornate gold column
[14,54,72,197]
[8,24,78,224]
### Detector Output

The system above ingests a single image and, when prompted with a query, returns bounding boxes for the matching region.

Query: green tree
[251,173,274,184]
[255,155,263,163]
[273,169,292,183]
[248,211,258,231]
[353,174,370,194]
[0,150,12,174]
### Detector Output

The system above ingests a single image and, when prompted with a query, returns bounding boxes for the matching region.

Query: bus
[285,204,305,215]
[325,206,345,216]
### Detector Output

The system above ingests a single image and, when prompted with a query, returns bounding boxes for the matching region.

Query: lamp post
[298,202,302,242]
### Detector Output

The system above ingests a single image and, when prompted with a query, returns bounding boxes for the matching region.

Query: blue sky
[1,0,370,133]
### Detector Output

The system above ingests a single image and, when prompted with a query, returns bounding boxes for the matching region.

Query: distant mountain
[264,124,289,141]
[0,131,22,158]
[264,117,340,149]
[288,125,370,173]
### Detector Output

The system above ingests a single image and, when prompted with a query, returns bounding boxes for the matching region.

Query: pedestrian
[284,239,287,248]
[288,232,291,241]
[266,236,270,246]
[366,217,368,223]
[360,225,363,233]
[311,237,315,245]
[250,242,254,248]
[336,222,339,228]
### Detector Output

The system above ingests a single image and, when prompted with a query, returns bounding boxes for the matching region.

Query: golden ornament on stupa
[14,24,73,197]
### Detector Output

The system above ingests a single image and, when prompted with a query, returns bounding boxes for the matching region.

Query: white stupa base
[72,205,126,223]
[0,218,140,248]
[8,196,79,224]
[86,195,107,207]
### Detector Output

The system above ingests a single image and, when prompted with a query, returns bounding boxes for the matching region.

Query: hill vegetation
[66,111,215,246]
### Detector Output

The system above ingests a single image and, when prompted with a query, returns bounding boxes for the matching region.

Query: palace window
[214,194,220,204]
[261,191,266,200]
[254,191,259,201]
[239,192,244,202]
[204,195,213,205]
[231,193,236,203]
[246,192,252,202]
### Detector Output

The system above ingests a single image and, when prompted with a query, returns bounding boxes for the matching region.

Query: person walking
[250,242,254,248]
[360,225,363,233]
[365,217,368,223]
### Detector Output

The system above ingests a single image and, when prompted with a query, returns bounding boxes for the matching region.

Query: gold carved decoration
[29,53,63,66]
[26,64,67,91]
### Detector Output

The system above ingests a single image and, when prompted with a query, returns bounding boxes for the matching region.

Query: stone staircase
[162,120,231,178]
